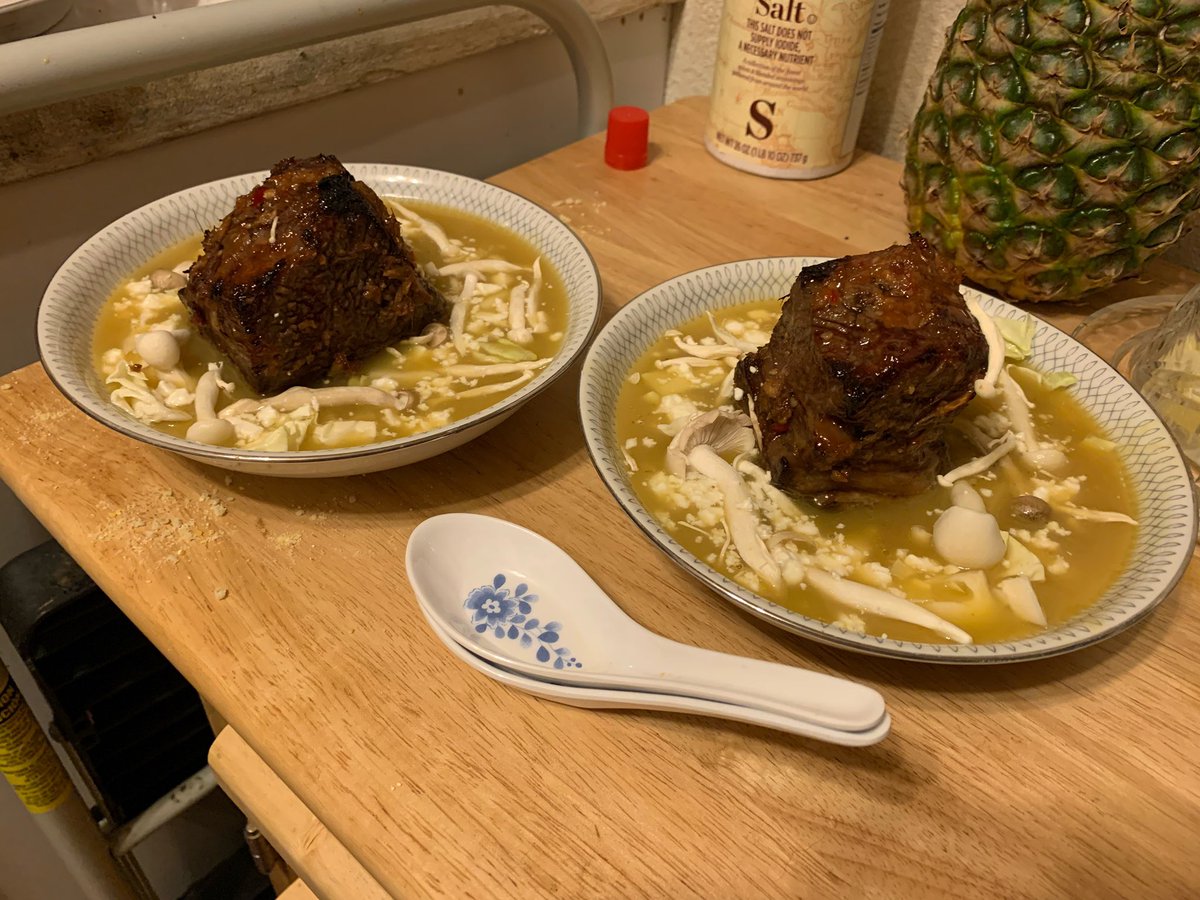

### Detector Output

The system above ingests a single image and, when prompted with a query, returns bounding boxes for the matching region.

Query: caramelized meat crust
[180,155,447,395]
[735,235,988,507]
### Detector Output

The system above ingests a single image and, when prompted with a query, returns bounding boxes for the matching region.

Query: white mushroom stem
[656,357,728,369]
[966,296,1003,398]
[386,200,457,258]
[508,283,532,344]
[671,336,745,360]
[527,257,543,322]
[439,259,527,277]
[686,444,781,589]
[998,369,1068,472]
[932,506,1007,569]
[451,273,479,354]
[220,386,411,419]
[937,433,1018,487]
[805,569,973,645]
[446,360,549,378]
[706,311,760,354]
[1059,505,1138,525]
[453,370,536,399]
[186,370,236,445]
[134,330,181,370]
[995,576,1047,627]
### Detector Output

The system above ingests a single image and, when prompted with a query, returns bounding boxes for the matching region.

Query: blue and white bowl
[579,257,1197,663]
[37,164,601,477]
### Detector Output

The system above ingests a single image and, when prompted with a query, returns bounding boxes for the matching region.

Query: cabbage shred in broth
[616,299,1139,645]
[92,200,566,451]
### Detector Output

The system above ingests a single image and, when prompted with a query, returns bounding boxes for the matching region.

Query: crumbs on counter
[0,383,12,391]
[213,587,228,601]
[199,491,228,517]
[90,487,229,559]
[271,532,301,552]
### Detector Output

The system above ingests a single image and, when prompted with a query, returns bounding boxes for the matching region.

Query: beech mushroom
[134,330,181,371]
[1009,494,1051,526]
[186,370,236,445]
[964,296,1003,398]
[949,481,987,513]
[219,385,413,420]
[998,369,1068,472]
[932,506,1006,569]
[407,322,450,348]
[149,268,187,291]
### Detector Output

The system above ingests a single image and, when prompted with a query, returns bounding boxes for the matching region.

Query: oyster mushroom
[665,409,755,478]
[667,410,779,589]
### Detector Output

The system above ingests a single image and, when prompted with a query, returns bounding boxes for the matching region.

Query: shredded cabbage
[1042,371,1077,390]
[106,361,191,424]
[994,316,1036,361]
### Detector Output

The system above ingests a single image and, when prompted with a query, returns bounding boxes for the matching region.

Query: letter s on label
[745,99,776,140]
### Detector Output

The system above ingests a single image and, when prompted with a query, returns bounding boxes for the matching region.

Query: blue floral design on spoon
[464,574,582,669]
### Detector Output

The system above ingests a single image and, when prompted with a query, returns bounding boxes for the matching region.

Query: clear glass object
[1073,282,1200,468]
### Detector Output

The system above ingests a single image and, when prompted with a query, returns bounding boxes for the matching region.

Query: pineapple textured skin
[904,0,1200,302]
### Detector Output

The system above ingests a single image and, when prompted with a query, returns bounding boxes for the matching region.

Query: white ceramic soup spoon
[405,514,887,734]
[419,606,892,746]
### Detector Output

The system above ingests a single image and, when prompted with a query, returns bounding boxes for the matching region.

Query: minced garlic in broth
[92,199,566,450]
[616,299,1138,645]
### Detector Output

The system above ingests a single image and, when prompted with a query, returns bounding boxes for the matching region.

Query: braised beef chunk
[180,155,447,395]
[734,235,988,507]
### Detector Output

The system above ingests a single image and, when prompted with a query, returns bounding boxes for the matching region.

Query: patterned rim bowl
[579,257,1198,663]
[37,164,601,477]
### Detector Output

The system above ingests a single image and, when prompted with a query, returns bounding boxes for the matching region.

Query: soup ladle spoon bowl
[405,513,888,735]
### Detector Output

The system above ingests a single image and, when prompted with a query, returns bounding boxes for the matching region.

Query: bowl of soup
[579,257,1197,662]
[38,164,601,477]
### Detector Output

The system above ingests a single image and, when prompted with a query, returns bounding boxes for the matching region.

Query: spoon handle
[631,635,886,732]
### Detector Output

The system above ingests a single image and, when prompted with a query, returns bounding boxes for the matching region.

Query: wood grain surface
[210,728,388,900]
[2,98,1198,898]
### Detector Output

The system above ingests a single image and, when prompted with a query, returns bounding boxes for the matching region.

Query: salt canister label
[705,0,890,179]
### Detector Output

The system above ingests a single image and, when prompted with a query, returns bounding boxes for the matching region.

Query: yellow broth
[92,200,566,451]
[616,299,1138,644]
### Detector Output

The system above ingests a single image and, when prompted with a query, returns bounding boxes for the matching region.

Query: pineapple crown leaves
[904,0,1200,301]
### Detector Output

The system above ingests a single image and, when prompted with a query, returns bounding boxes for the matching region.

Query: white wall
[665,0,1200,267]
[0,11,671,900]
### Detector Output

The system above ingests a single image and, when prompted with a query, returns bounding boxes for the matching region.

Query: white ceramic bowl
[579,257,1198,663]
[38,164,601,477]
[0,0,72,43]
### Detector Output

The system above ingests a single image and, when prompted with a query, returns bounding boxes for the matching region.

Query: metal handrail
[0,0,614,134]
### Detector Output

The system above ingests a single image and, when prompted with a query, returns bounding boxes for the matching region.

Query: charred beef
[734,235,988,507]
[180,155,447,395]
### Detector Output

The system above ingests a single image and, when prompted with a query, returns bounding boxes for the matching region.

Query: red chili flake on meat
[251,185,266,207]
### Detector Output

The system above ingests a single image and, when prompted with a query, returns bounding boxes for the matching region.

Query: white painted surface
[664,0,1200,267]
[0,11,670,900]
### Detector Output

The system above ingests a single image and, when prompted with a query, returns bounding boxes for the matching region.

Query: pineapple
[903,0,1200,302]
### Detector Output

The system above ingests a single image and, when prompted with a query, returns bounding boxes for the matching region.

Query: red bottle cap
[604,106,650,170]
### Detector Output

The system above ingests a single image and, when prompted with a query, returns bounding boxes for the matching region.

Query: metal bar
[0,0,614,134]
[109,765,218,856]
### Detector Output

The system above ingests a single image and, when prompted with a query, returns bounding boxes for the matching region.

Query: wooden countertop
[2,97,1199,898]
